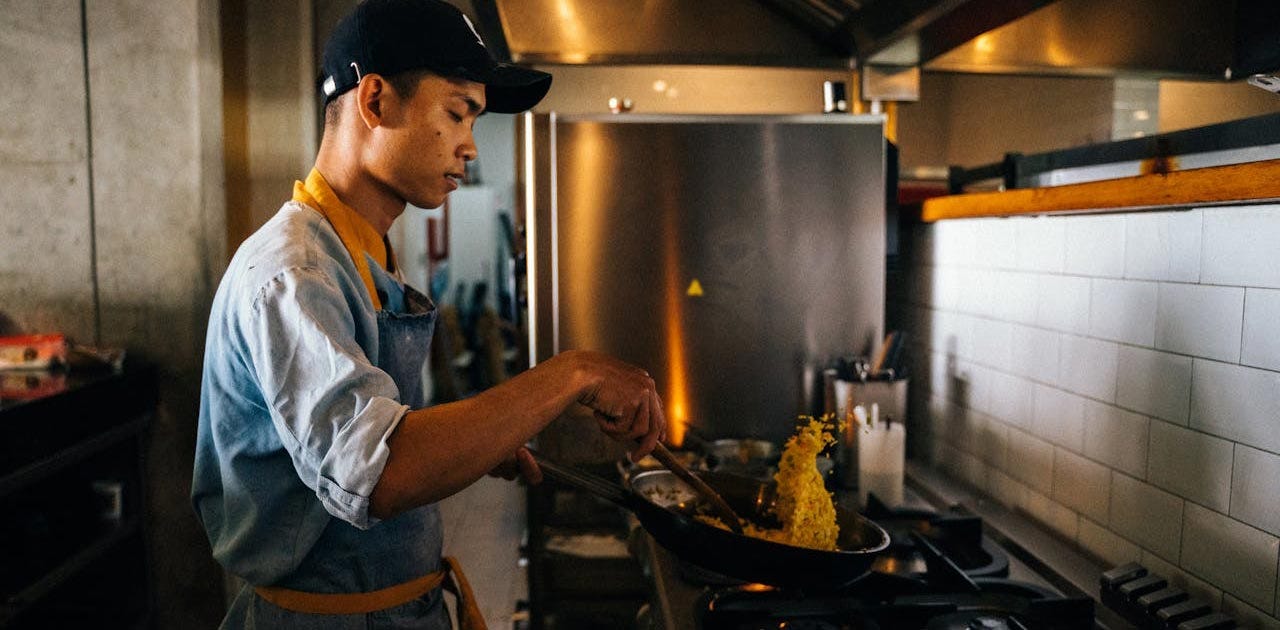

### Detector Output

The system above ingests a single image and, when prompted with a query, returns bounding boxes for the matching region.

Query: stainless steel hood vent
[468,0,1055,68]
[926,0,1279,80]
[468,0,1280,79]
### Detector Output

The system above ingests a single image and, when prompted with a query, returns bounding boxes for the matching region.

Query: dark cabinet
[0,366,155,629]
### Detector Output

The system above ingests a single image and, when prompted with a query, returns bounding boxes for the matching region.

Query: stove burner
[925,612,1028,629]
[698,577,1094,630]
[863,495,1009,580]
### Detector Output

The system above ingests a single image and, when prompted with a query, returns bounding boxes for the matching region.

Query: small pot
[706,439,777,476]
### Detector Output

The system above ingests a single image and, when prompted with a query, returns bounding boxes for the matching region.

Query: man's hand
[569,351,667,462]
[488,446,543,484]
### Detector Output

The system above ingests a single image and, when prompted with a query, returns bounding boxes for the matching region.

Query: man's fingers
[633,396,661,461]
[516,447,543,485]
[627,393,650,440]
[594,410,627,437]
[649,388,667,444]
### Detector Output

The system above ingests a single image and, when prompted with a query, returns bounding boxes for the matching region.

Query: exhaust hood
[467,0,1280,79]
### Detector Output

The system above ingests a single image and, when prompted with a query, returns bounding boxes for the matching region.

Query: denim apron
[220,172,481,630]
[222,274,456,629]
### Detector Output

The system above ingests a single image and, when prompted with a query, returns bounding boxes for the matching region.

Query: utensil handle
[527,449,629,506]
[649,443,745,535]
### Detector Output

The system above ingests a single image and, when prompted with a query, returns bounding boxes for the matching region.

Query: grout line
[80,0,101,346]
[1227,443,1236,518]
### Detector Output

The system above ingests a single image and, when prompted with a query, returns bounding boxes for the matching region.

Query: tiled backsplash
[889,204,1280,627]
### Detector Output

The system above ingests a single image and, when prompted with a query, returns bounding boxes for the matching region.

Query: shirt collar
[292,168,394,310]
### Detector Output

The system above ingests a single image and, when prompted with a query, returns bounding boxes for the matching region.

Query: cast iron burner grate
[696,574,1094,630]
[694,497,1093,629]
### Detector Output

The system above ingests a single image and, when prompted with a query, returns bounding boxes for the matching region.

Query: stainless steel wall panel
[525,114,885,444]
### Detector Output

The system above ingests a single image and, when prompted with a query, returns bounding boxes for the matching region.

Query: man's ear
[354,74,389,130]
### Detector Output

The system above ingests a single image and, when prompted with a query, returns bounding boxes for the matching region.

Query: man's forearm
[369,352,586,518]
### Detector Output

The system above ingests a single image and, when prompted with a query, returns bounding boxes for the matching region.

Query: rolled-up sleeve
[242,266,406,529]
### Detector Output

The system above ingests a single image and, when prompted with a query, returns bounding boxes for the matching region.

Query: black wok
[531,451,890,590]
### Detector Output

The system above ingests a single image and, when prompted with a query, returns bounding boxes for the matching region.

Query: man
[191,1,666,628]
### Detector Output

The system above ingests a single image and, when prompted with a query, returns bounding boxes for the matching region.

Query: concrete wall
[892,205,1280,628]
[0,0,227,626]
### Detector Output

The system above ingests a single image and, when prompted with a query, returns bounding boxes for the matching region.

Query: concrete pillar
[85,0,227,626]
[0,0,96,339]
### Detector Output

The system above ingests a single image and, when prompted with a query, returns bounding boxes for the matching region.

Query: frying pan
[530,451,890,590]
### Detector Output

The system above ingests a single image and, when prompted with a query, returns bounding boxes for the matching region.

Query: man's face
[370,73,485,210]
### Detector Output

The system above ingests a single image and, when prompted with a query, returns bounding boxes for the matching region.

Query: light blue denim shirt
[192,200,418,586]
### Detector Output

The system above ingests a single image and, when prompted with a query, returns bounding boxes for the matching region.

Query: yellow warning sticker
[686,279,704,297]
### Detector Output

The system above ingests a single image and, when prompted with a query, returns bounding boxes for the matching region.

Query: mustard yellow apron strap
[254,569,446,616]
[251,557,486,628]
[441,556,488,630]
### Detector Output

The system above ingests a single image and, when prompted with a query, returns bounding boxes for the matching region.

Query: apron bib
[233,176,486,629]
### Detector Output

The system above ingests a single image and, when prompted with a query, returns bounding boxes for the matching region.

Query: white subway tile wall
[1052,448,1110,522]
[1154,283,1244,363]
[1116,345,1192,425]
[1146,421,1233,513]
[1006,428,1054,494]
[1078,517,1141,568]
[1191,359,1280,454]
[1015,217,1066,273]
[1057,334,1119,402]
[1230,445,1280,537]
[1032,384,1086,451]
[1081,400,1149,478]
[1009,324,1060,383]
[1035,275,1091,334]
[893,206,1280,625]
[1089,278,1158,346]
[1110,473,1185,562]
[1065,215,1127,278]
[1201,204,1280,289]
[1181,503,1279,611]
[1123,210,1202,282]
[1242,288,1280,372]
[1024,490,1080,540]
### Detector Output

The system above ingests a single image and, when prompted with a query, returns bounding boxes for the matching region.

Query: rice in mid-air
[697,416,839,551]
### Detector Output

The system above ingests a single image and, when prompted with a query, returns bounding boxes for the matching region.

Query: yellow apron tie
[254,556,487,629]
[292,168,391,311]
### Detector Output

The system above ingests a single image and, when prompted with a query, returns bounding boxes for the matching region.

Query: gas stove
[692,498,1094,630]
[632,467,1113,630]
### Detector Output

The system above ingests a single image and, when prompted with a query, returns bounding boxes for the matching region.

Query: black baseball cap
[319,0,552,114]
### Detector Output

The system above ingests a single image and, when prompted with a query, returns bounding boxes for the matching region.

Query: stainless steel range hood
[467,0,1057,68]
[467,0,1280,79]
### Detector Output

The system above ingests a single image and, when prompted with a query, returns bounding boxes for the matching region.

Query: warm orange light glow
[663,235,689,448]
[662,179,689,448]
[564,123,604,352]
[974,34,995,54]
[741,583,774,592]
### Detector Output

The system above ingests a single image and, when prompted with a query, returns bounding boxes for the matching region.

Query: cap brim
[469,63,552,114]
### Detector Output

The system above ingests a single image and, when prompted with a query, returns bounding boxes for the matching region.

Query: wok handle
[649,443,745,535]
[527,449,630,507]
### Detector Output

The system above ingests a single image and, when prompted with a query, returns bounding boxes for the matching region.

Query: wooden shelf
[921,158,1280,222]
